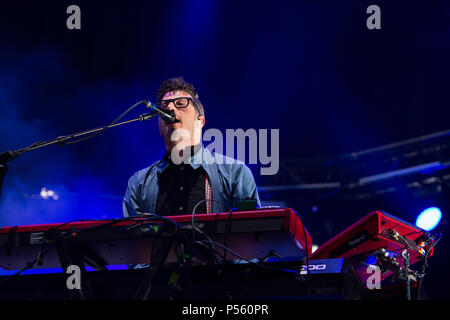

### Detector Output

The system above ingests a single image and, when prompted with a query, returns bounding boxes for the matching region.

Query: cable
[0,231,68,285]
[0,215,184,287]
[0,261,39,285]
[13,141,45,158]
[425,233,442,259]
[50,218,124,231]
[193,241,226,263]
[190,199,231,241]
[415,233,442,300]
[53,214,182,234]
[64,100,148,145]
[0,219,118,286]
[189,205,307,276]
[223,207,234,262]
[259,250,290,264]
[389,232,442,300]
[190,198,234,262]
[195,240,299,276]
[291,209,311,296]
[189,224,220,265]
[397,234,424,254]
[122,221,163,233]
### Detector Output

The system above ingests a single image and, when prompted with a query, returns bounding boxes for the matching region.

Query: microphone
[143,100,179,124]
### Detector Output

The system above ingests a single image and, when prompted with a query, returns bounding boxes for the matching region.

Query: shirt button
[179,186,184,191]
[180,166,184,171]
[179,206,184,211]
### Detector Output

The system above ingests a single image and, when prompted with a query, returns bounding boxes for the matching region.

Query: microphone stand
[0,112,156,200]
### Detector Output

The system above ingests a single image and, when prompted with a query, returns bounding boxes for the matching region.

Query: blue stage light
[415,207,442,231]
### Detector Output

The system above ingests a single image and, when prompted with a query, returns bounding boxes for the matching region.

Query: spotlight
[40,187,48,199]
[415,206,442,231]
[40,187,59,200]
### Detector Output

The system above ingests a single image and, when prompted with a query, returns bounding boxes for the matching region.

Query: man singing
[123,77,260,217]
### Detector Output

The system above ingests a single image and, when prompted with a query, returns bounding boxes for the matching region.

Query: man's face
[158,90,205,150]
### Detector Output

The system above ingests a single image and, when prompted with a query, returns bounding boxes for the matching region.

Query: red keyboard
[311,210,435,287]
[0,208,311,270]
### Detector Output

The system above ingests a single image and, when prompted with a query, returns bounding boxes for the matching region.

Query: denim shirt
[122,146,261,217]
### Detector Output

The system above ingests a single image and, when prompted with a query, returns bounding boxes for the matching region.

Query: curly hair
[156,77,205,117]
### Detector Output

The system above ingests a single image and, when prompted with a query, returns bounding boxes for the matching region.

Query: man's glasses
[158,97,197,110]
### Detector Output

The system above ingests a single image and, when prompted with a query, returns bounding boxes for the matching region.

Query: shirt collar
[157,143,209,174]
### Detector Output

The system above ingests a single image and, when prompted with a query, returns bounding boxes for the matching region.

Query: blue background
[0,0,449,298]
